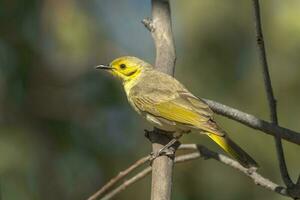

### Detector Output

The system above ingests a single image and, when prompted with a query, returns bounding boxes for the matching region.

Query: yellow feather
[155,101,204,126]
[207,133,230,152]
[154,101,223,135]
[207,133,258,168]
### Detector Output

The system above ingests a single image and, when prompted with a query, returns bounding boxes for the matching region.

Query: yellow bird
[96,56,258,168]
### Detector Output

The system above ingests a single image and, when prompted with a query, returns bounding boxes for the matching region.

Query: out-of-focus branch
[203,99,300,145]
[94,144,291,200]
[142,1,177,200]
[87,156,151,200]
[251,0,297,193]
[100,167,152,200]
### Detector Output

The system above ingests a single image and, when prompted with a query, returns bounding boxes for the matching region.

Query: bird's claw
[149,147,176,165]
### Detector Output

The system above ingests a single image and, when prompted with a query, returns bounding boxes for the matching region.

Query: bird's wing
[131,90,224,136]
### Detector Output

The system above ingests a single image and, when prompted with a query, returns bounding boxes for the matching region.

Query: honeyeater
[96,56,258,168]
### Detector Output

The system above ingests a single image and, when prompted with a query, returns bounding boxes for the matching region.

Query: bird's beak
[95,64,112,70]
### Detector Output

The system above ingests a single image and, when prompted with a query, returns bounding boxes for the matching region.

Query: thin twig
[251,0,294,188]
[97,144,290,200]
[142,18,155,32]
[87,156,150,200]
[203,99,300,145]
[98,152,203,200]
[100,167,152,200]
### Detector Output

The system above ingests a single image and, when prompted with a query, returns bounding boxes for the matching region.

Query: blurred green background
[1,0,300,199]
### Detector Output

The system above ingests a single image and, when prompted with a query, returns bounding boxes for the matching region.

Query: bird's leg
[149,138,181,163]
[154,138,180,157]
[144,129,182,163]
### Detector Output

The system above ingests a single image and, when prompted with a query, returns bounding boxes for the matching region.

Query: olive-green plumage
[96,56,258,168]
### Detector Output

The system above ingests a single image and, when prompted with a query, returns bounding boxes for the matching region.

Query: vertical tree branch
[142,0,176,200]
[149,132,175,200]
[251,0,294,188]
[143,0,176,75]
[152,0,176,75]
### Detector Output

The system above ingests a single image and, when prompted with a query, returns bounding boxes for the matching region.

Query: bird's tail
[207,133,258,168]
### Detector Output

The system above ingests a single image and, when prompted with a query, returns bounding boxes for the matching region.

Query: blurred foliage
[0,0,299,199]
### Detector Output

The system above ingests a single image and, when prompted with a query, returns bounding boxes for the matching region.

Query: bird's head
[96,56,152,82]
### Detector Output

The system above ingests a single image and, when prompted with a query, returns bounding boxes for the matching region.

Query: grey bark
[143,0,176,200]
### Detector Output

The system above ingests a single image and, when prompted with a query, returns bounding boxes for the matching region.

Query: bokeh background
[1,0,300,199]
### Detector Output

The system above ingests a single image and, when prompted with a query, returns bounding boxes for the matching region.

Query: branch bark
[203,99,300,145]
[94,144,292,200]
[147,131,176,200]
[251,0,296,192]
[145,0,176,75]
[142,1,176,200]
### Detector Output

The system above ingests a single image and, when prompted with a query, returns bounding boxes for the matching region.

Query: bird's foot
[144,128,181,165]
[149,148,175,162]
[149,138,180,164]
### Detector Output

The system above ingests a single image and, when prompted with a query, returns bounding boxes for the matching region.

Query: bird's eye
[120,64,126,69]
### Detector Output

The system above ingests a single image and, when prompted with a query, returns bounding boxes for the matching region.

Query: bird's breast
[124,80,136,97]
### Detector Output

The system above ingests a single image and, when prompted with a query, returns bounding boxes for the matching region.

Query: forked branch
[88,144,291,200]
